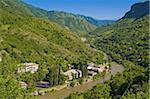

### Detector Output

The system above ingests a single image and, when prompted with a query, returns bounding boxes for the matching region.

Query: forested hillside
[66,1,149,99]
[0,0,149,98]
[47,11,114,35]
[0,0,113,36]
[122,1,149,19]
[0,9,104,67]
[0,0,106,98]
[92,16,149,67]
[90,1,149,68]
[47,11,97,36]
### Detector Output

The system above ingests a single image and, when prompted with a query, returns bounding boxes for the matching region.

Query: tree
[83,84,111,99]
[79,78,84,85]
[70,81,75,87]
[45,66,66,87]
[35,68,48,81]
[0,76,32,99]
[65,93,84,99]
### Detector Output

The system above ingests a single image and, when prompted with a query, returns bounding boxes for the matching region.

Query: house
[87,66,101,73]
[64,69,82,80]
[87,63,109,77]
[17,63,39,73]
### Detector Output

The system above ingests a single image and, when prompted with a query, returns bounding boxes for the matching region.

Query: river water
[39,62,124,99]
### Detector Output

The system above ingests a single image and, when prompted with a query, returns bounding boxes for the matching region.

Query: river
[39,62,124,99]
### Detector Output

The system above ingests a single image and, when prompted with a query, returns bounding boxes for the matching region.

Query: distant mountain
[122,1,149,19]
[47,11,115,35]
[78,15,115,26]
[0,0,114,36]
[47,11,97,36]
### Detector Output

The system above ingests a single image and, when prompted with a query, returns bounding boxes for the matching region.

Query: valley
[0,0,149,99]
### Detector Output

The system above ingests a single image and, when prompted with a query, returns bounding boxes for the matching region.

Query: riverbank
[39,62,124,99]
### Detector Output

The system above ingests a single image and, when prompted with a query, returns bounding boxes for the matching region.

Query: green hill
[47,11,115,35]
[0,0,106,98]
[92,16,149,68]
[90,1,149,68]
[47,11,97,36]
[66,1,149,99]
[0,0,105,74]
[0,0,114,36]
[0,0,95,36]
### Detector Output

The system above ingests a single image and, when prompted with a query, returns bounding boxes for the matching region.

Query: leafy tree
[70,81,76,87]
[84,84,111,99]
[0,76,32,99]
[79,78,84,85]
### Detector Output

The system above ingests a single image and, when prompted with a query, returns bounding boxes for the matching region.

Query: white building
[87,63,109,72]
[17,63,39,73]
[64,69,82,80]
[87,63,109,77]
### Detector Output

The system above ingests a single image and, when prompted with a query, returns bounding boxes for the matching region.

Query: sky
[23,0,144,20]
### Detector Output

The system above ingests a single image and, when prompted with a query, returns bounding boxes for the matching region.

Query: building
[87,63,109,77]
[64,69,82,80]
[17,63,39,73]
[87,66,101,73]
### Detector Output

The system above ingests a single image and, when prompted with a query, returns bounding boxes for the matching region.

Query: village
[16,62,110,95]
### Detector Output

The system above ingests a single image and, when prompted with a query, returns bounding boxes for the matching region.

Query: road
[39,62,124,99]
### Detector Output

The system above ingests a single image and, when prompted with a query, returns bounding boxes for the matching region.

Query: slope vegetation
[0,0,105,98]
[0,0,113,36]
[90,1,149,68]
[0,7,105,72]
[65,1,149,99]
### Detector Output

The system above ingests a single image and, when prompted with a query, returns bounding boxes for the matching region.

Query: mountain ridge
[122,1,149,19]
[1,0,114,36]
